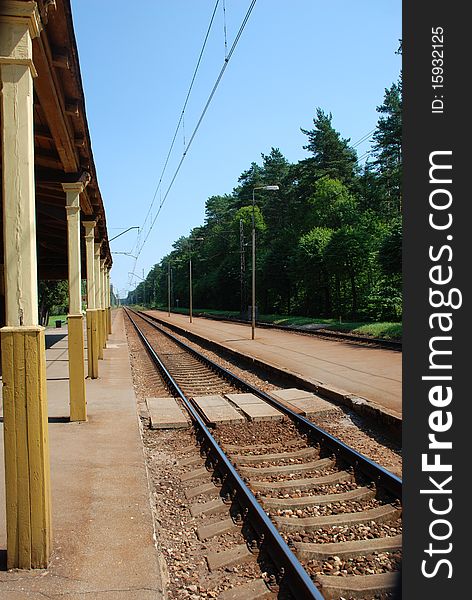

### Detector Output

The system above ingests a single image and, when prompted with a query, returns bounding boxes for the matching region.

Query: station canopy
[0,0,112,281]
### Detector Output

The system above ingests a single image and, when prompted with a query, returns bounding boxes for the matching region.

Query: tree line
[126,76,402,322]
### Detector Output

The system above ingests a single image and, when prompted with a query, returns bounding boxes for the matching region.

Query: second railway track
[125,308,402,600]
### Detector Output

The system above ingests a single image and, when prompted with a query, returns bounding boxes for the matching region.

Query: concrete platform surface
[0,310,164,599]
[149,311,402,418]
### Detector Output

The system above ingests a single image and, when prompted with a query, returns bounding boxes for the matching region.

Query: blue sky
[71,1,401,299]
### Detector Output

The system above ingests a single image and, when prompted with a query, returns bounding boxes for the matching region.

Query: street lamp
[251,185,279,340]
[188,237,204,323]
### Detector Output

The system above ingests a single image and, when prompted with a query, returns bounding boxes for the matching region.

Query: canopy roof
[0,0,111,280]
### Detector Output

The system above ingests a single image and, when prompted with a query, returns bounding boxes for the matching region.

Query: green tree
[379,219,402,276]
[296,227,333,315]
[301,108,358,186]
[371,79,402,214]
[308,178,357,230]
[132,87,402,323]
[38,280,68,325]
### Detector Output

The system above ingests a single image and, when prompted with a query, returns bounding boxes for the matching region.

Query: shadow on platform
[45,333,67,349]
[0,416,70,424]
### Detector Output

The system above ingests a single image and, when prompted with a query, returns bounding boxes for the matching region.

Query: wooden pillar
[100,259,107,344]
[83,221,99,378]
[94,243,103,359]
[106,268,112,335]
[0,2,52,569]
[63,183,87,421]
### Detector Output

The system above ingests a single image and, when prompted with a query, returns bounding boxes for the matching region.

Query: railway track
[151,308,401,351]
[125,308,402,600]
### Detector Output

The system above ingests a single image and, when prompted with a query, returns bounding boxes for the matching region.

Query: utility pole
[189,249,193,322]
[251,185,279,339]
[240,219,246,317]
[142,268,146,306]
[188,237,204,323]
[167,262,171,316]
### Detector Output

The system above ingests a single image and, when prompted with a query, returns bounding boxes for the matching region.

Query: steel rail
[135,308,402,500]
[125,308,325,600]
[153,308,401,350]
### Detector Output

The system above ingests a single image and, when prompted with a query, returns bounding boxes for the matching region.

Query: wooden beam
[80,187,94,215]
[36,193,65,206]
[37,237,66,250]
[35,124,84,149]
[36,183,66,194]
[74,134,85,148]
[35,151,63,170]
[65,99,80,118]
[35,166,82,184]
[34,124,53,143]
[32,34,78,172]
[38,0,58,25]
[51,46,69,70]
[36,205,65,222]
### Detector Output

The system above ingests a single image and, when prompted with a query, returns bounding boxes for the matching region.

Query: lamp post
[188,237,204,323]
[251,185,279,340]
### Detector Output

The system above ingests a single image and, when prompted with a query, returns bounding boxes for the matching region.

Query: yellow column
[83,221,99,378]
[94,243,104,359]
[100,259,107,344]
[107,268,112,335]
[0,3,52,569]
[63,182,87,421]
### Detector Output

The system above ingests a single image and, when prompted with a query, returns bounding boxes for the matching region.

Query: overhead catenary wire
[137,0,221,241]
[222,0,228,59]
[126,0,222,284]
[132,0,258,272]
[357,149,373,162]
[129,0,370,289]
[352,128,375,148]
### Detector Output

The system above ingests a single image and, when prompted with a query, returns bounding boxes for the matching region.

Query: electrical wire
[223,0,228,59]
[357,149,373,162]
[131,0,258,274]
[137,0,221,240]
[352,128,375,148]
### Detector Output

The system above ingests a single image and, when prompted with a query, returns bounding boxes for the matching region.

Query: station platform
[0,310,164,599]
[148,311,402,419]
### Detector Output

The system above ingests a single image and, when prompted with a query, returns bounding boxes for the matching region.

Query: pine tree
[301,108,358,186]
[371,79,402,213]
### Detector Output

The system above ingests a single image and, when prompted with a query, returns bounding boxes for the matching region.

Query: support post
[63,182,87,421]
[107,267,112,335]
[94,243,104,359]
[100,259,107,345]
[0,2,52,569]
[83,221,99,378]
